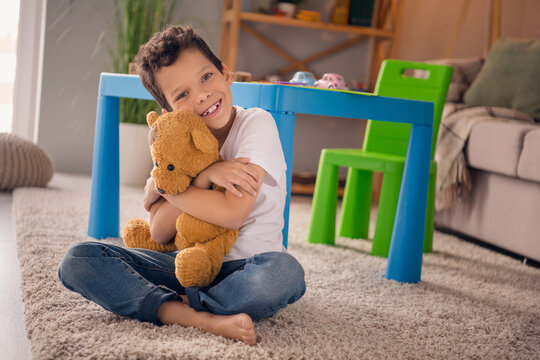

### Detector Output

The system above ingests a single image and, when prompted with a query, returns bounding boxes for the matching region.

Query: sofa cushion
[463,38,540,122]
[466,118,538,178]
[427,57,484,103]
[517,129,540,183]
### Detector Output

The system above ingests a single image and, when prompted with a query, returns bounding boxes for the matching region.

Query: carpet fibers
[12,185,540,359]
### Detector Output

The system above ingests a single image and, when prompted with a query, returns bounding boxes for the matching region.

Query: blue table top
[98,73,434,127]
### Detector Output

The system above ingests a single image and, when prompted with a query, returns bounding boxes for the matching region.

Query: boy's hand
[198,158,261,198]
[144,177,162,212]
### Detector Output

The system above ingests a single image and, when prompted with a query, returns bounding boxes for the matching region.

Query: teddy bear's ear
[191,128,217,154]
[146,111,160,128]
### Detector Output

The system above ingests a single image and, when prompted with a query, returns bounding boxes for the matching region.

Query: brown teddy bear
[122,110,238,288]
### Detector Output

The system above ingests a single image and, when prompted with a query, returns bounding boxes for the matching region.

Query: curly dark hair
[135,25,223,112]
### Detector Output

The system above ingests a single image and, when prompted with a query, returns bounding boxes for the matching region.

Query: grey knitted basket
[0,133,54,191]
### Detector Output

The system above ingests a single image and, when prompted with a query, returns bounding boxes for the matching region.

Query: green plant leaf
[107,0,180,124]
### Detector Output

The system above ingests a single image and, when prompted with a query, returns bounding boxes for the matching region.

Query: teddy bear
[122,110,238,288]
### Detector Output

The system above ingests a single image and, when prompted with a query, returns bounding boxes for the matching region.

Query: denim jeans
[58,241,305,325]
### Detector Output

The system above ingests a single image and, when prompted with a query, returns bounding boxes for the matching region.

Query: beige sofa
[432,49,540,263]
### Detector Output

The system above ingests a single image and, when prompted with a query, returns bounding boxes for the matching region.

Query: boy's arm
[149,197,182,244]
[144,177,181,244]
[192,158,259,198]
[146,160,261,242]
[164,163,265,230]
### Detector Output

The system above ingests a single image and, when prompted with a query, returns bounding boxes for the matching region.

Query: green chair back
[363,60,452,158]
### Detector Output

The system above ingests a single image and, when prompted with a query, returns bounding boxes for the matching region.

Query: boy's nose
[199,92,210,103]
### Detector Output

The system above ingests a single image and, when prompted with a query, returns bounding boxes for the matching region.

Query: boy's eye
[202,72,213,82]
[176,91,188,101]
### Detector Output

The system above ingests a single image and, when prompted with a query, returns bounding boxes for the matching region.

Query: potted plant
[108,0,177,186]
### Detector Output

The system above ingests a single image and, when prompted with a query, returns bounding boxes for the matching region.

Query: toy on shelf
[276,2,297,18]
[331,0,350,25]
[290,71,316,86]
[296,10,322,22]
[314,73,348,89]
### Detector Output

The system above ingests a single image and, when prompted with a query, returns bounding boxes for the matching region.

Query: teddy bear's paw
[122,218,176,252]
[175,248,213,287]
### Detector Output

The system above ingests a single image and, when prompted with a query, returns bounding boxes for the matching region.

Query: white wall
[398,0,540,61]
[37,0,111,174]
[33,0,540,175]
[35,0,222,175]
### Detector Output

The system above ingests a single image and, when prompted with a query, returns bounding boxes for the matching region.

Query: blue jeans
[58,241,305,325]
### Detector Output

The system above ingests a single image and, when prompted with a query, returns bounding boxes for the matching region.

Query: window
[0,1,19,132]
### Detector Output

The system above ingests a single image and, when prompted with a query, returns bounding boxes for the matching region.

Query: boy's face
[155,48,234,132]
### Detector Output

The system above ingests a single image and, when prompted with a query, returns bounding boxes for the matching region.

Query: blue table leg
[88,94,120,239]
[385,123,432,283]
[269,110,295,249]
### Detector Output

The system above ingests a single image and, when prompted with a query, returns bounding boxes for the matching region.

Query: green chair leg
[371,171,402,257]
[339,168,372,239]
[423,167,436,253]
[372,164,436,257]
[307,152,339,245]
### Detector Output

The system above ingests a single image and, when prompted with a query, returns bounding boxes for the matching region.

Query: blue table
[88,73,434,283]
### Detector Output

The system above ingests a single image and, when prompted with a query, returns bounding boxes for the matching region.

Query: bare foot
[205,313,257,345]
[157,301,256,345]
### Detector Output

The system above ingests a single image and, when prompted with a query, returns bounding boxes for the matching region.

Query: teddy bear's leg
[122,218,177,252]
[174,215,196,251]
[175,247,213,288]
[174,229,238,288]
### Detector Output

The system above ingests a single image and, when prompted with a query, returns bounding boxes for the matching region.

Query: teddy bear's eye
[155,161,158,167]
[167,164,174,171]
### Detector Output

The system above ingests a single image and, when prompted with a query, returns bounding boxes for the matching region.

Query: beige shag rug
[12,182,540,359]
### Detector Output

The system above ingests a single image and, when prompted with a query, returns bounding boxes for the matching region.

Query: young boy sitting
[58,25,305,345]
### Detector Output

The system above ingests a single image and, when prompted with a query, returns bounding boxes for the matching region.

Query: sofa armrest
[426,57,485,103]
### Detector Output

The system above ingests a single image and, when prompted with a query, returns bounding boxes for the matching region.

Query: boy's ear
[222,63,234,86]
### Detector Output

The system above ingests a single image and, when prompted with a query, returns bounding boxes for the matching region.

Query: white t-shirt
[220,106,287,261]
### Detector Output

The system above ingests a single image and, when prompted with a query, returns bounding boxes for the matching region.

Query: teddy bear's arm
[176,213,229,245]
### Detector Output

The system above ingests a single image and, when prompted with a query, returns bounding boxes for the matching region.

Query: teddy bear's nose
[157,188,166,194]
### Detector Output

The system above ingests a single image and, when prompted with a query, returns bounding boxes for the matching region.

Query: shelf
[220,0,403,89]
[236,12,394,38]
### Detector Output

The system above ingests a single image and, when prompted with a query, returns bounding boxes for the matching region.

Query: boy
[58,25,305,345]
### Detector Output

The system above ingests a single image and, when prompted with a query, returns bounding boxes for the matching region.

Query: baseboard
[435,226,540,269]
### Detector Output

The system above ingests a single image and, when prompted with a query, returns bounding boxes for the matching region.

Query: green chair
[307,59,453,257]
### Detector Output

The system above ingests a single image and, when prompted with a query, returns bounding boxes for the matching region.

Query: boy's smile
[155,48,235,139]
[201,98,222,117]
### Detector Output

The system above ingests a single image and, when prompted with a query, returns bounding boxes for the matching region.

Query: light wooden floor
[0,190,32,359]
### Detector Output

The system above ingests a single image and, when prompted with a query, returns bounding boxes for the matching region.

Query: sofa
[431,38,540,263]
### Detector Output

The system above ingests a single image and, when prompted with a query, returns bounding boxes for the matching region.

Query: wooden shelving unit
[220,0,401,197]
[219,0,403,88]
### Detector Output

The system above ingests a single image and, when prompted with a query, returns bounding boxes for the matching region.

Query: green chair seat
[322,148,408,172]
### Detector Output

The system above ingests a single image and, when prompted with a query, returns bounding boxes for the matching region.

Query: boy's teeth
[202,100,220,116]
